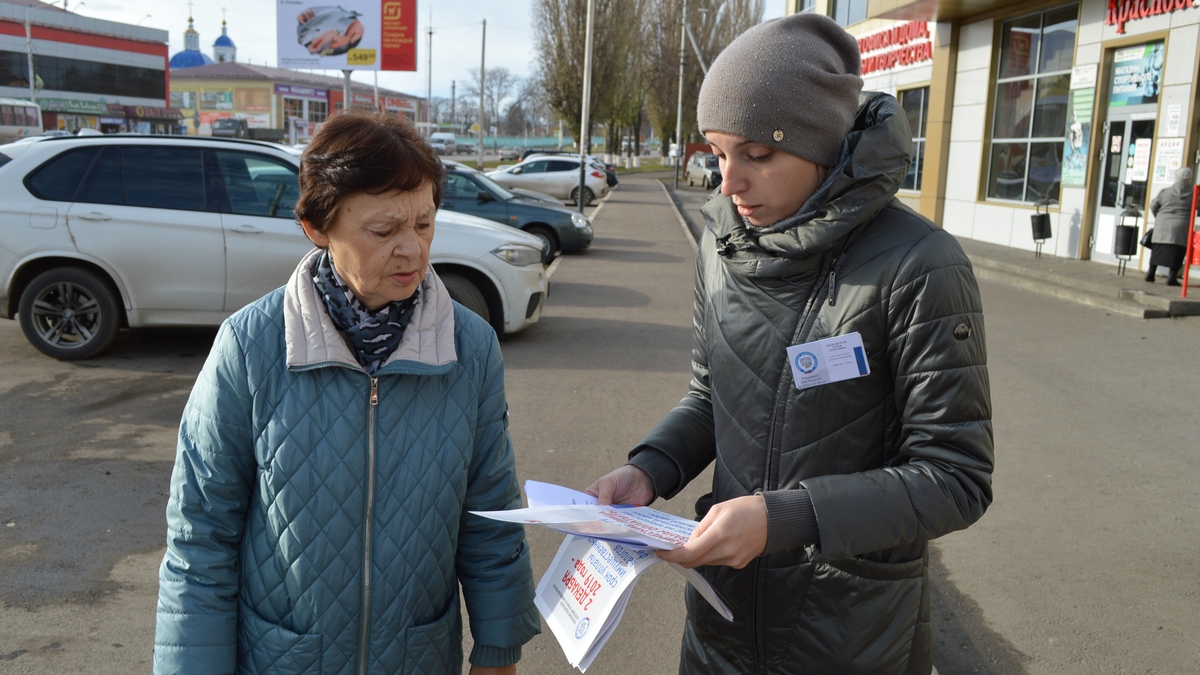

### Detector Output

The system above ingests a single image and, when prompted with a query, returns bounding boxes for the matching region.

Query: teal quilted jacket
[154,248,540,674]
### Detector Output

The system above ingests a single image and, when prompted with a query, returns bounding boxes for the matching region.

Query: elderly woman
[154,110,539,675]
[588,14,992,674]
[1145,167,1197,286]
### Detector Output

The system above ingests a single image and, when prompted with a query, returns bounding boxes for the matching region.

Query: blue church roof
[214,34,235,48]
[170,50,215,69]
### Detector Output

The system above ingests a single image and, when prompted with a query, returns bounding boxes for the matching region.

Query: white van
[429,132,456,155]
[0,98,43,144]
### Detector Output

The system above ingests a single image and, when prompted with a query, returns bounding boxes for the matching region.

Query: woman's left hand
[656,495,768,569]
[469,665,516,675]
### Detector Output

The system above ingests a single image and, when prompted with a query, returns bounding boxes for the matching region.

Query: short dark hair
[295,109,443,235]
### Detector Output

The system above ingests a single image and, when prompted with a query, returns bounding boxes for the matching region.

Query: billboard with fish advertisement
[277,0,417,71]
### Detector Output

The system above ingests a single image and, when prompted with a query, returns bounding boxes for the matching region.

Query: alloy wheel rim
[29,281,101,349]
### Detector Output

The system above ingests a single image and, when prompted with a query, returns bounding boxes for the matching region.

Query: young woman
[588,14,994,674]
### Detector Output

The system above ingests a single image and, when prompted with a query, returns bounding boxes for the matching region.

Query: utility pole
[450,80,456,133]
[674,0,688,188]
[577,0,596,214]
[343,70,352,113]
[477,19,486,169]
[425,6,433,130]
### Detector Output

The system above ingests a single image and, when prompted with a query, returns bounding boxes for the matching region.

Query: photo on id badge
[786,332,871,390]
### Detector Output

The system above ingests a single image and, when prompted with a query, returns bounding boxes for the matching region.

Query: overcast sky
[70,0,788,101]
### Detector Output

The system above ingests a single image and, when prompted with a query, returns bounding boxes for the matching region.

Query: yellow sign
[470,123,480,133]
[346,49,377,66]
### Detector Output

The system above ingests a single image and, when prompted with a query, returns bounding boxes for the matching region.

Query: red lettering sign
[857,21,934,75]
[381,0,417,71]
[1106,0,1195,34]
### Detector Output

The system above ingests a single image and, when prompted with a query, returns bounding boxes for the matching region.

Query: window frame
[984,4,1079,205]
[897,85,930,193]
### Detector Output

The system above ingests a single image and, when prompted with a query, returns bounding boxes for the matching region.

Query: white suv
[0,135,548,360]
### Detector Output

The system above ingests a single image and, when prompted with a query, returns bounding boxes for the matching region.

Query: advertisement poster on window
[200,89,233,110]
[1108,42,1164,107]
[1062,65,1096,188]
[276,0,417,71]
[1152,138,1183,183]
[170,91,196,110]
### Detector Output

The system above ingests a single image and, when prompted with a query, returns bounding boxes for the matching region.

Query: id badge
[786,332,870,390]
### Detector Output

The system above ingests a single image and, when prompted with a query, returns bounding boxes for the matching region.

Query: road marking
[659,181,699,253]
[549,186,616,280]
[546,255,564,279]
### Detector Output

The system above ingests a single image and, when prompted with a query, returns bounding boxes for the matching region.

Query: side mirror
[511,167,523,175]
[476,191,493,202]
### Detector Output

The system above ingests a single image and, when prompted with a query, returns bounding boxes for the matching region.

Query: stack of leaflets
[472,481,733,672]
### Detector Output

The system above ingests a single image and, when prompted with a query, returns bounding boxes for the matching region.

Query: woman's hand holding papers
[585,465,656,507]
[656,495,768,570]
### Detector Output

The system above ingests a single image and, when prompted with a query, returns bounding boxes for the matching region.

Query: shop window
[283,97,305,124]
[308,100,328,125]
[831,0,867,26]
[899,87,929,191]
[986,5,1077,203]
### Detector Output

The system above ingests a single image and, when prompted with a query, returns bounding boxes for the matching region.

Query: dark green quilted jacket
[154,249,539,674]
[635,92,994,675]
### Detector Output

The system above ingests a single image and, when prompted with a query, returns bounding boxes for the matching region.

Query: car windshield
[214,119,238,129]
[470,171,517,200]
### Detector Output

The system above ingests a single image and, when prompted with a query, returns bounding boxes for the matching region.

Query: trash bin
[1031,198,1054,258]
[1113,205,1141,275]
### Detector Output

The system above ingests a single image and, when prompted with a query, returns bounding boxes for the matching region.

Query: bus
[0,97,43,144]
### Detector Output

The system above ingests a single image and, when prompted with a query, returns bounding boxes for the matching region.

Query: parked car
[486,156,609,206]
[441,160,592,258]
[429,131,456,154]
[0,135,548,359]
[686,152,722,189]
[498,146,522,160]
[525,150,619,186]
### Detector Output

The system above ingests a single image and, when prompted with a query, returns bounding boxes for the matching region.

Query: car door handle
[75,212,111,221]
[230,224,264,234]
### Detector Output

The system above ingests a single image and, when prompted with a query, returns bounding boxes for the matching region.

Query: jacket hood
[283,247,458,372]
[701,91,913,277]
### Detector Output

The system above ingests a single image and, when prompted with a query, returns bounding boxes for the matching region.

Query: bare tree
[463,67,520,132]
[644,0,763,152]
[532,0,644,151]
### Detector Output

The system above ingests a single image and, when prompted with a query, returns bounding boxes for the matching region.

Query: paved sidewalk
[660,174,1199,320]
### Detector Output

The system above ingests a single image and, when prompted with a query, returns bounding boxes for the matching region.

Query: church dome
[170,50,215,68]
[214,34,235,48]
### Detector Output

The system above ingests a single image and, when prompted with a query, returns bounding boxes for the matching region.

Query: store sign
[1108,42,1164,107]
[274,83,329,100]
[1105,0,1198,34]
[384,96,414,112]
[38,98,107,114]
[126,106,183,120]
[857,22,933,76]
[276,0,417,71]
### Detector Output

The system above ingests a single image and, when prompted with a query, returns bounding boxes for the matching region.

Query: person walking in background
[1145,167,1197,287]
[154,110,538,675]
[587,14,993,675]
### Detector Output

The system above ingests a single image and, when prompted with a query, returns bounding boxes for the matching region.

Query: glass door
[1092,117,1155,261]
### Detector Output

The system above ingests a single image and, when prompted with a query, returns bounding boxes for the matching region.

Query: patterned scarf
[311,249,419,374]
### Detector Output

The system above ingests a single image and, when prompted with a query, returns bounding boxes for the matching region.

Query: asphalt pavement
[0,173,1197,674]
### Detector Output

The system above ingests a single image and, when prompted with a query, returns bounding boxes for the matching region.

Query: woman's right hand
[585,465,655,506]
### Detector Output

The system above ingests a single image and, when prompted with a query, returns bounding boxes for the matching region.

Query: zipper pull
[370,377,379,406]
[827,259,838,306]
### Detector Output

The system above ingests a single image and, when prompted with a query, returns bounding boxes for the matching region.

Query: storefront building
[808,0,1200,268]
[0,2,178,133]
[170,62,422,141]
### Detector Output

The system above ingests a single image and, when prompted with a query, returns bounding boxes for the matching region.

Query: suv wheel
[440,273,491,324]
[18,267,121,360]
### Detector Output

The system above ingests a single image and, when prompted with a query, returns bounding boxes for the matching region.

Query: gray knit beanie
[697,13,863,167]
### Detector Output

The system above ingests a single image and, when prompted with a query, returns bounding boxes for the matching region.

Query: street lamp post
[25,0,67,103]
[577,0,596,214]
[673,0,688,189]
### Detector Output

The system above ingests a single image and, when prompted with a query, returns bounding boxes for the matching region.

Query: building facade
[169,62,423,141]
[794,0,1200,269]
[0,0,178,133]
